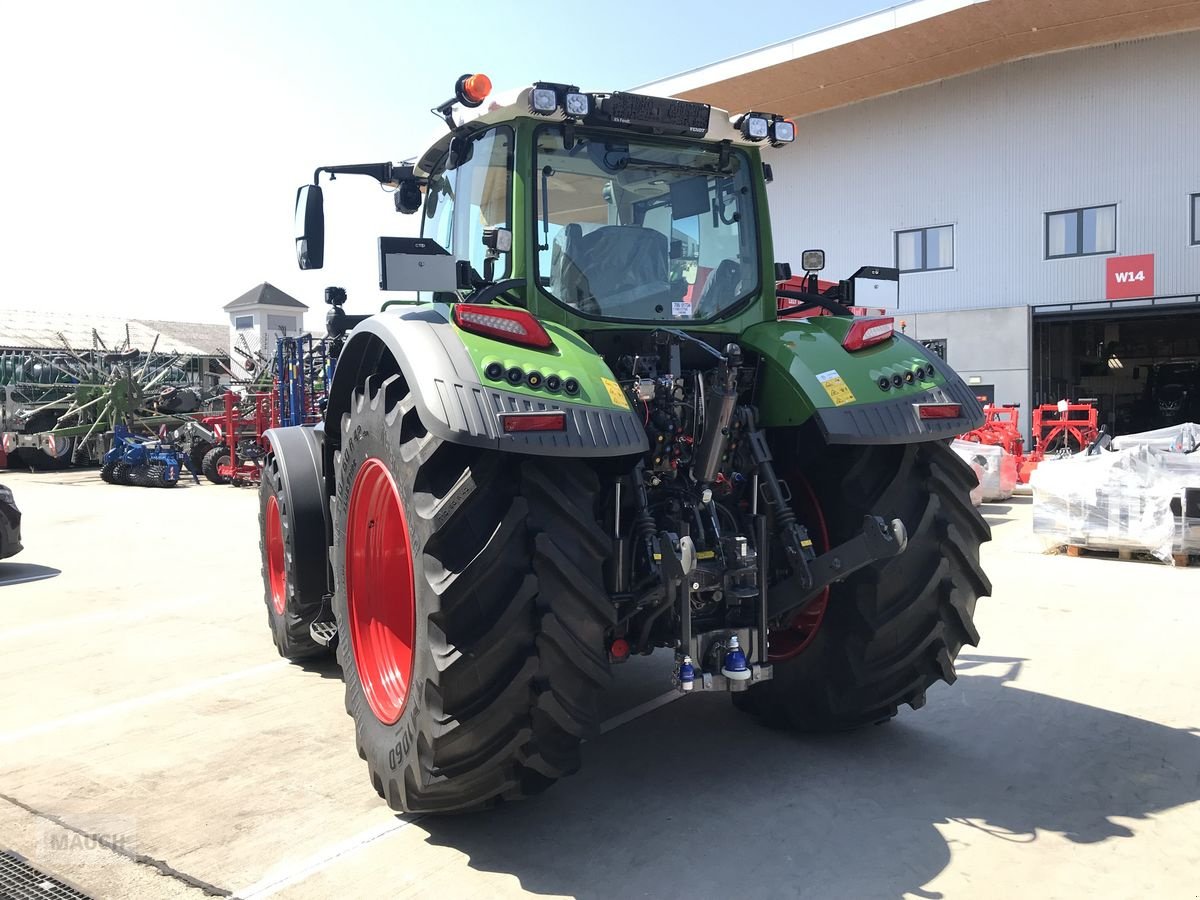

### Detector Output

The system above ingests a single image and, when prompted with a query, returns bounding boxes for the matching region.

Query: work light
[531,88,558,114]
[564,92,589,116]
[739,114,769,141]
[770,119,795,144]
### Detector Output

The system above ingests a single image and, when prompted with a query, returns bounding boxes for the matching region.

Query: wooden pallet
[1061,544,1195,567]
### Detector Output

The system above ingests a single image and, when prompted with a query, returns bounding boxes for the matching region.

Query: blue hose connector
[721,635,751,681]
[678,655,695,692]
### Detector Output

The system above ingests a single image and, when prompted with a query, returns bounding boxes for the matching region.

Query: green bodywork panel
[453,314,630,412]
[742,317,942,427]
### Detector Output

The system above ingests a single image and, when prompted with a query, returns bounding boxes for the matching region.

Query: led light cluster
[877,362,937,392]
[530,82,589,118]
[736,111,795,145]
[484,360,579,396]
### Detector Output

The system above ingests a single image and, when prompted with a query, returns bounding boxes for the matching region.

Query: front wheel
[331,372,614,813]
[736,440,991,730]
[258,449,328,660]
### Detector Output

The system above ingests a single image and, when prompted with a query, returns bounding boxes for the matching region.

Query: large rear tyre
[332,373,613,813]
[202,446,231,485]
[736,440,991,730]
[258,448,328,660]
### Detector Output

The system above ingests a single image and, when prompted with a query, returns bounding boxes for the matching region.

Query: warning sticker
[601,377,629,408]
[816,369,856,406]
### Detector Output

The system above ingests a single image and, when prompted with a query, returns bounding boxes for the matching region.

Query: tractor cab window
[535,129,759,321]
[422,126,513,282]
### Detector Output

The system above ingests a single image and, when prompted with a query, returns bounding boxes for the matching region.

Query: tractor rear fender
[742,317,984,444]
[262,423,330,556]
[325,304,649,458]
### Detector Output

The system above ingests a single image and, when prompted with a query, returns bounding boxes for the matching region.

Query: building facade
[642,2,1200,439]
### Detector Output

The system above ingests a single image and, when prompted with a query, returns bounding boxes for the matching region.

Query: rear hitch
[767,515,908,622]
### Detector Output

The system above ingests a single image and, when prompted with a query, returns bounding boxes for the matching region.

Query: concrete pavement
[0,470,1197,899]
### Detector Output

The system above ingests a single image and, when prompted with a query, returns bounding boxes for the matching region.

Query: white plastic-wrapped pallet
[951,440,1016,502]
[1030,444,1187,562]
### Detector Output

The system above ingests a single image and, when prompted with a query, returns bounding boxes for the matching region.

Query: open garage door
[1033,300,1200,435]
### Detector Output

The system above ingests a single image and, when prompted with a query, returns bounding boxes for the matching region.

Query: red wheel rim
[768,474,831,661]
[345,458,416,726]
[265,495,287,615]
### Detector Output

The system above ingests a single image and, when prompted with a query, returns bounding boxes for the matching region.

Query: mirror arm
[312,163,400,187]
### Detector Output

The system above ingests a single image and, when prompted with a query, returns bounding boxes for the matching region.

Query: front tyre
[258,449,328,660]
[738,440,991,730]
[332,373,614,813]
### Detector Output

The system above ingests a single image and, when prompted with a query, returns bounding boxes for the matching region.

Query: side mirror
[294,184,324,270]
[801,248,825,273]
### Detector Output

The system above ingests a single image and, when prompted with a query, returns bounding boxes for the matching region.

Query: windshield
[535,129,759,321]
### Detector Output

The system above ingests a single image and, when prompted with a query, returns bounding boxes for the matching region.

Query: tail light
[841,317,894,352]
[916,403,962,420]
[501,412,567,433]
[453,304,553,350]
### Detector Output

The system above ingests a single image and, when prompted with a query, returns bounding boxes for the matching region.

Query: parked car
[0,483,22,559]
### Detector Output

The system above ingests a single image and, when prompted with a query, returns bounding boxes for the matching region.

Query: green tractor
[260,76,991,813]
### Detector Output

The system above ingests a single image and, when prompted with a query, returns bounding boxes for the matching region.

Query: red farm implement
[960,401,1100,483]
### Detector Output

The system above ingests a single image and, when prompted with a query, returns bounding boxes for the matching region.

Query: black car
[0,483,22,560]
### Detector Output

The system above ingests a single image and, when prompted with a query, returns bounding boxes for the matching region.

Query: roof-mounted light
[530,86,558,114]
[770,118,795,144]
[564,91,589,117]
[455,73,492,109]
[738,113,770,141]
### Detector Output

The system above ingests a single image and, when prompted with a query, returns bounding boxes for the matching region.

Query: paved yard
[1,469,1198,899]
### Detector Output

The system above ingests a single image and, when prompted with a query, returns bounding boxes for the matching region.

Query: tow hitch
[768,515,908,622]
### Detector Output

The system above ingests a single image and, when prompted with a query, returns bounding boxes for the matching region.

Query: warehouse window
[1045,204,1116,258]
[895,225,953,272]
[234,315,254,329]
[1192,194,1199,245]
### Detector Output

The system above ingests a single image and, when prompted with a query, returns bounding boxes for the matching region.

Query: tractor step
[310,620,338,646]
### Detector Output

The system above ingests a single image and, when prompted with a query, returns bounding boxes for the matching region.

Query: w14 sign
[1106,254,1154,300]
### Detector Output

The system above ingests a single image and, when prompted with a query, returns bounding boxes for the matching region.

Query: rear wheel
[258,450,328,660]
[332,372,613,813]
[202,446,231,485]
[112,462,132,485]
[100,460,117,483]
[736,440,990,730]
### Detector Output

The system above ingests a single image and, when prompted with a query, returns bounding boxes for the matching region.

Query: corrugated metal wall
[765,31,1200,313]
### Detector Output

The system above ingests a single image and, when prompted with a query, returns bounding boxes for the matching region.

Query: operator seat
[555,225,670,315]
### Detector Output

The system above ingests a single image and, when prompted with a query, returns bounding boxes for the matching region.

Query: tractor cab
[294,77,795,335]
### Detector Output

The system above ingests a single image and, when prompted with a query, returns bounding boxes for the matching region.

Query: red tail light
[842,316,894,351]
[501,412,567,433]
[453,304,553,350]
[916,403,962,420]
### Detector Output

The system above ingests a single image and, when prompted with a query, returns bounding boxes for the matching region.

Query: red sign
[1105,254,1154,300]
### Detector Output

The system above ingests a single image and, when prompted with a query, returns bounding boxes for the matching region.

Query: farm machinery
[175,335,330,485]
[0,331,207,469]
[257,75,991,813]
[959,401,1101,483]
[100,425,200,487]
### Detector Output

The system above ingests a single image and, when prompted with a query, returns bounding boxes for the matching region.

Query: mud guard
[741,318,985,444]
[263,423,330,570]
[326,306,649,458]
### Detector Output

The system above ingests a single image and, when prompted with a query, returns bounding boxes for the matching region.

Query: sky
[0,0,894,329]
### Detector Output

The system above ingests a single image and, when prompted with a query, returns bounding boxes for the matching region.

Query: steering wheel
[694,259,741,319]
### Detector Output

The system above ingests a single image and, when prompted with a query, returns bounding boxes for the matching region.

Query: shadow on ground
[0,562,61,586]
[419,654,1200,899]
